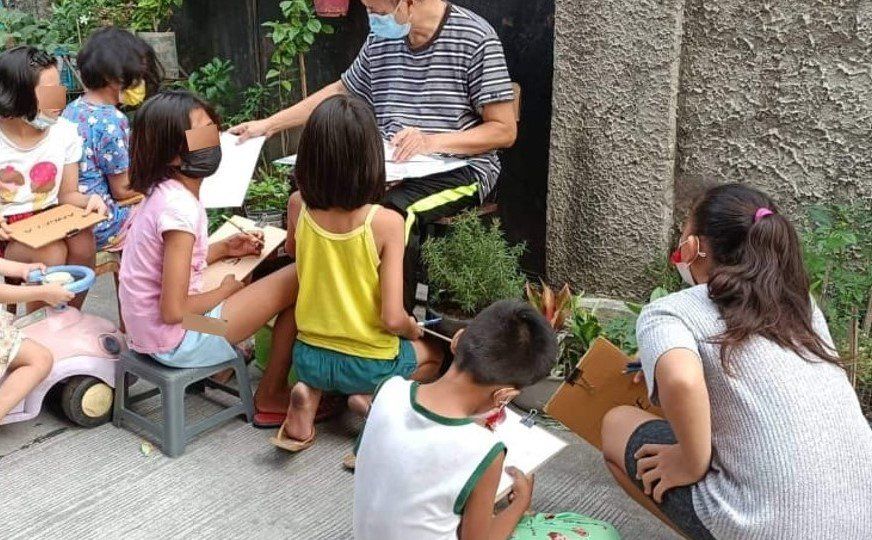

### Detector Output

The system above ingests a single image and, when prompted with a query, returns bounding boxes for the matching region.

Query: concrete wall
[548,0,872,298]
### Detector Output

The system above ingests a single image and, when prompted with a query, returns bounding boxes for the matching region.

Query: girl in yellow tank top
[270,95,443,453]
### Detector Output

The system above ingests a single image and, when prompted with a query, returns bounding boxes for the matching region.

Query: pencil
[225,216,264,248]
[422,327,453,343]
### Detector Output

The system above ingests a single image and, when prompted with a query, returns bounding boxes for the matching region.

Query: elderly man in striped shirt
[231,0,516,244]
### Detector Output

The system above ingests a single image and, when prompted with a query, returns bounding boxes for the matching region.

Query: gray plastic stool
[112,349,254,457]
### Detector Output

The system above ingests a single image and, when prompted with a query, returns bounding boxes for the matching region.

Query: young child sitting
[269,94,443,452]
[0,46,107,310]
[0,258,73,422]
[119,90,297,368]
[62,28,154,251]
[353,300,558,540]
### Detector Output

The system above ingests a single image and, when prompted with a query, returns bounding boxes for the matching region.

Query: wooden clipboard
[202,216,286,291]
[544,338,662,450]
[7,204,106,249]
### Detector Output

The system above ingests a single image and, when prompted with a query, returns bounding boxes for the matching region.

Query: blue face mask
[368,4,411,39]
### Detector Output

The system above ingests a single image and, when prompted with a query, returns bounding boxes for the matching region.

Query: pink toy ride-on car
[0,265,126,428]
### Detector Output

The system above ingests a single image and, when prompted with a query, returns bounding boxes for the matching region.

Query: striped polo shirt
[341,3,514,200]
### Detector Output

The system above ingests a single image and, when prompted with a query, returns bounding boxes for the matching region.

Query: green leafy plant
[0,7,68,52]
[422,212,526,316]
[131,0,183,32]
[801,203,871,345]
[226,83,272,127]
[180,57,235,119]
[244,165,292,211]
[263,0,333,153]
[51,0,136,46]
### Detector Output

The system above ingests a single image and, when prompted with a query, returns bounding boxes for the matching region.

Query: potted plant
[314,0,350,17]
[132,0,183,79]
[514,287,668,412]
[421,211,526,336]
[242,165,293,228]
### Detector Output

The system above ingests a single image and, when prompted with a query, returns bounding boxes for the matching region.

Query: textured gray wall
[547,0,685,297]
[548,0,872,297]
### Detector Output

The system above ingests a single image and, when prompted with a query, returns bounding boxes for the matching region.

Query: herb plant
[131,0,184,32]
[244,165,292,211]
[180,57,235,119]
[422,211,526,316]
[263,0,333,153]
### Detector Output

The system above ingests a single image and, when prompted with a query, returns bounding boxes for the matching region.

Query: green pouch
[510,513,621,540]
[253,326,298,385]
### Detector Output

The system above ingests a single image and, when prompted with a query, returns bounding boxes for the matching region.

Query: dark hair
[691,183,841,368]
[117,28,164,96]
[129,90,221,193]
[0,46,57,120]
[455,300,558,387]
[295,94,385,210]
[78,27,151,91]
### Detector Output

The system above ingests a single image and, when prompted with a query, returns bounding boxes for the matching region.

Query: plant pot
[137,31,180,80]
[514,376,562,413]
[314,0,350,17]
[425,305,472,341]
[243,206,286,229]
[577,296,635,322]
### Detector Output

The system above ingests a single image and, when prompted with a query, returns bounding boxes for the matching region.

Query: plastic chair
[112,349,254,458]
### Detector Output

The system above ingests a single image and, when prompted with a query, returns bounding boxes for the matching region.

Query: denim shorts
[293,339,417,395]
[151,304,237,368]
[624,419,715,540]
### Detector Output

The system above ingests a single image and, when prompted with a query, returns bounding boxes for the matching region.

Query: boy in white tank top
[354,300,558,540]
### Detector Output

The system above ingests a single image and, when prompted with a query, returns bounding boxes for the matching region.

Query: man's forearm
[266,80,347,133]
[428,120,516,157]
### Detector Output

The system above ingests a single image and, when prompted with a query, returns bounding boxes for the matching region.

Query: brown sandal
[269,421,316,452]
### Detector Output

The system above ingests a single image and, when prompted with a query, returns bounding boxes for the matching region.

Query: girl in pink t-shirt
[119,90,296,368]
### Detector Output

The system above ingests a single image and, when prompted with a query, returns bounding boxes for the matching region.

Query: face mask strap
[677,236,706,265]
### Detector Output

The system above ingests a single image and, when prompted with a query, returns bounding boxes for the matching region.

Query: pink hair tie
[754,208,774,223]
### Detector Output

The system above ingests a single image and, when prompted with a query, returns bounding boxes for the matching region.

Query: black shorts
[624,420,715,540]
[381,166,480,239]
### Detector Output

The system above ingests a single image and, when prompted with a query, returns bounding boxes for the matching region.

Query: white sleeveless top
[353,377,506,540]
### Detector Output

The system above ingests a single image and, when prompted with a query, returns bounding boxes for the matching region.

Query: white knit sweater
[637,285,872,539]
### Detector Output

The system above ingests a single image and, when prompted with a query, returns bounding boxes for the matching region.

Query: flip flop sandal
[269,421,316,452]
[252,410,285,429]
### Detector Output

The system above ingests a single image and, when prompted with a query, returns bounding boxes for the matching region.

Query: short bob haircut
[78,27,149,91]
[129,90,221,194]
[0,46,57,121]
[295,94,385,210]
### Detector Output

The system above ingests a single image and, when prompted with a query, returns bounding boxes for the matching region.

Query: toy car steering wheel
[27,265,96,295]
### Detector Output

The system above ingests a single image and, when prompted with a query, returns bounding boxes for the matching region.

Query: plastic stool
[112,350,254,457]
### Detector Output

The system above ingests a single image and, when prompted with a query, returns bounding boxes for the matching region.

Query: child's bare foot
[284,383,320,441]
[347,394,372,418]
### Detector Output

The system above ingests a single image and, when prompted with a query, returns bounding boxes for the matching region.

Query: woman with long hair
[601,183,872,538]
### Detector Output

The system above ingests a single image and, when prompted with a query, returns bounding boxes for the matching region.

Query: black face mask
[178,146,222,178]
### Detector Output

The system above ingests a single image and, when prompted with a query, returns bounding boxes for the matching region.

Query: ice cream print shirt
[0,117,83,217]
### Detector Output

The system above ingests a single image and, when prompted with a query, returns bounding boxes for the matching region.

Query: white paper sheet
[274,139,468,182]
[200,133,266,208]
[493,409,568,501]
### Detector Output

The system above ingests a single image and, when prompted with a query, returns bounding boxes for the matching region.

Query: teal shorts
[152,304,237,368]
[293,339,417,395]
